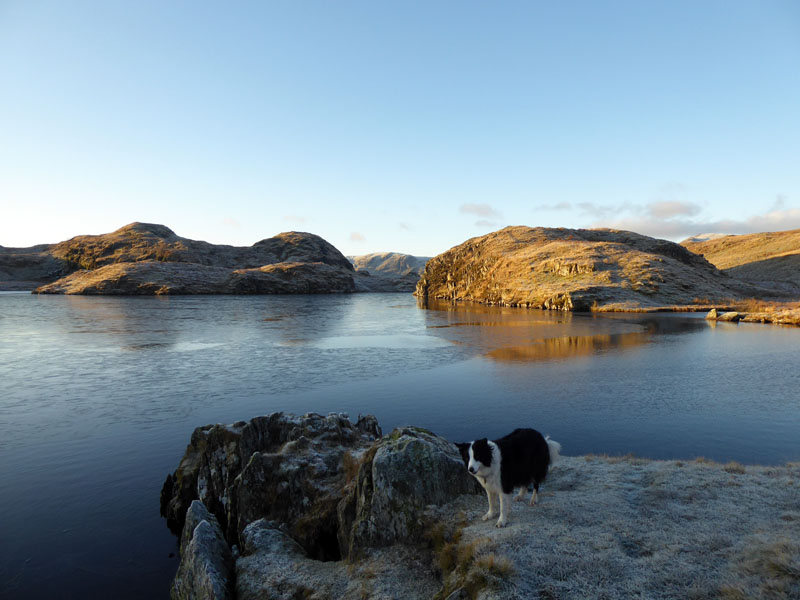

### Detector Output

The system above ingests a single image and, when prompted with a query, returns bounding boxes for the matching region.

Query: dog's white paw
[481,511,496,522]
[495,517,507,528]
[514,494,525,503]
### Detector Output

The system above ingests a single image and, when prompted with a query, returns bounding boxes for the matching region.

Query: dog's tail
[546,436,561,467]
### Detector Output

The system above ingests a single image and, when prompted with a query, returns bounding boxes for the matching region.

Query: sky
[1,1,799,257]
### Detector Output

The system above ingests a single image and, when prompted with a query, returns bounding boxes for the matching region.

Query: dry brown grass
[341,450,361,484]
[723,461,747,474]
[730,298,800,313]
[682,229,800,270]
[719,539,800,599]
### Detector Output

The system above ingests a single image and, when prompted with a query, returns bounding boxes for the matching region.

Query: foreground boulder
[172,501,234,600]
[338,427,480,558]
[161,413,481,600]
[415,226,745,310]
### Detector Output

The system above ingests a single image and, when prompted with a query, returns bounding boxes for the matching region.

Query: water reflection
[487,331,649,362]
[421,298,708,362]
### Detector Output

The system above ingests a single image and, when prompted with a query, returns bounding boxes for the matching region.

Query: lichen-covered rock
[338,427,481,558]
[172,500,234,600]
[160,412,381,558]
[236,519,443,600]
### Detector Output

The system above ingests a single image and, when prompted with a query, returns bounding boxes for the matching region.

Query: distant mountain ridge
[348,252,429,277]
[348,252,430,292]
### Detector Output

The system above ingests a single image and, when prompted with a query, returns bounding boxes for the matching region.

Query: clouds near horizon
[460,203,502,228]
[588,198,800,241]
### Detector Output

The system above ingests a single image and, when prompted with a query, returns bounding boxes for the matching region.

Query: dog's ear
[455,442,470,465]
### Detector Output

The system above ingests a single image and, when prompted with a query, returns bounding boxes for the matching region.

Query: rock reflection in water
[487,331,649,362]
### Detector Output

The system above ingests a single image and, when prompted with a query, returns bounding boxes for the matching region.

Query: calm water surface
[1,292,798,599]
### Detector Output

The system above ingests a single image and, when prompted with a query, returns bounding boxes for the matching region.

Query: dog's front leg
[495,493,510,527]
[481,489,497,521]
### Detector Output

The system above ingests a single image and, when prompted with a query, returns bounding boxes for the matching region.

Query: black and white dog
[457,428,560,528]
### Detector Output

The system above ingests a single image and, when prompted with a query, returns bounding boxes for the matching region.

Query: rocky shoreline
[161,413,799,600]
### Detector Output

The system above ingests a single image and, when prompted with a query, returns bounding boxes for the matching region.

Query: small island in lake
[2,222,799,325]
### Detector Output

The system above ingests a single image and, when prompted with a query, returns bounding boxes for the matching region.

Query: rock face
[681,228,800,295]
[337,427,479,558]
[34,260,355,295]
[18,222,358,294]
[416,226,743,310]
[349,253,429,292]
[160,412,383,559]
[0,244,71,290]
[172,501,234,600]
[161,413,481,600]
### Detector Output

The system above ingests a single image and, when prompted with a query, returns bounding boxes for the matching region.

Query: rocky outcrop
[161,413,481,600]
[337,427,480,558]
[160,412,383,558]
[681,228,800,295]
[349,253,430,292]
[34,260,355,295]
[19,222,358,294]
[173,501,234,600]
[47,223,353,271]
[416,226,744,310]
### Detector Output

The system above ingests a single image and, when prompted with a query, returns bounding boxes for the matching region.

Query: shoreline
[163,414,800,599]
[5,285,798,326]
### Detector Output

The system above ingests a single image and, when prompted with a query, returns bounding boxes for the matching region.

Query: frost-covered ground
[431,455,800,599]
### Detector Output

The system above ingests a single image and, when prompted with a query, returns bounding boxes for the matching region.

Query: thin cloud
[399,222,412,231]
[646,201,702,219]
[594,206,800,241]
[460,203,502,218]
[221,217,241,229]
[577,201,639,219]
[283,215,308,224]
[534,201,572,211]
[474,219,498,228]
[350,232,366,242]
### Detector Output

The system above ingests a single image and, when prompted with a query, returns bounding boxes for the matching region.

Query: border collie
[457,428,560,528]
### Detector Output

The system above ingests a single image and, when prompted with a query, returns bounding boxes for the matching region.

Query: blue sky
[2,1,799,257]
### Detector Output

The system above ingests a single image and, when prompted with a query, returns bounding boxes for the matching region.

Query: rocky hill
[415,226,748,311]
[348,252,430,292]
[8,222,357,295]
[681,229,800,295]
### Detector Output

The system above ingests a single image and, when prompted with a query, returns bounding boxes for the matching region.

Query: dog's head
[456,439,493,477]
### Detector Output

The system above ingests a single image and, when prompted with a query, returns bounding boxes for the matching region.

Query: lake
[1,291,798,599]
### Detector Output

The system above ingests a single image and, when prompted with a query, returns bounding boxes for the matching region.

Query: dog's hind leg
[530,481,540,506]
[481,489,497,521]
[496,493,510,527]
[514,486,527,502]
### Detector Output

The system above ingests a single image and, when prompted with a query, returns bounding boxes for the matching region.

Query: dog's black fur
[457,428,551,494]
